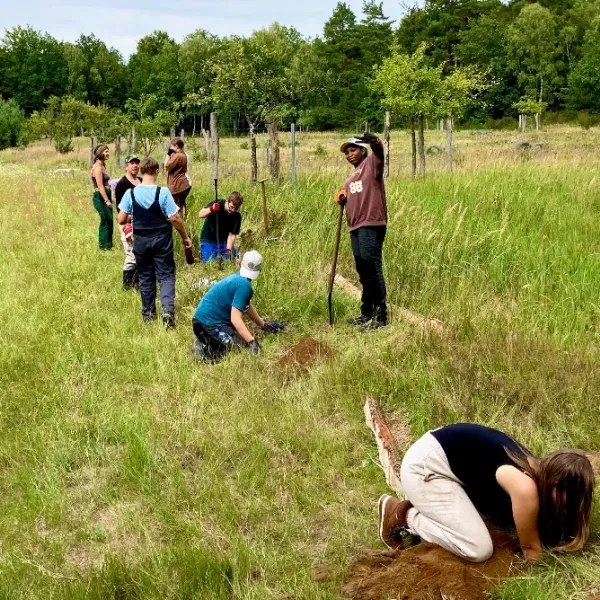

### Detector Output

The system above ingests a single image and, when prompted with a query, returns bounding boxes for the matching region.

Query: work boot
[347,314,372,326]
[142,312,157,323]
[162,314,176,329]
[360,305,388,331]
[378,495,412,551]
[192,338,207,360]
[123,269,137,291]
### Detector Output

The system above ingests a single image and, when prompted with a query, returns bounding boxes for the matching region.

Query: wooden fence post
[268,119,280,181]
[115,135,121,167]
[259,179,270,236]
[446,116,453,172]
[88,136,97,169]
[383,110,391,179]
[180,128,185,141]
[129,127,136,155]
[170,126,176,139]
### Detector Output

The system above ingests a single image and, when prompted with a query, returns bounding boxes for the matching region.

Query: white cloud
[0,0,404,58]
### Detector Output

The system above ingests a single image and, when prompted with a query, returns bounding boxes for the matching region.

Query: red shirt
[344,148,387,231]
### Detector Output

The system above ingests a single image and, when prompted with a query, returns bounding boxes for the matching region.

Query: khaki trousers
[400,432,494,563]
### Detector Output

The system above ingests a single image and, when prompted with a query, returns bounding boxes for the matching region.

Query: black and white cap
[240,250,263,281]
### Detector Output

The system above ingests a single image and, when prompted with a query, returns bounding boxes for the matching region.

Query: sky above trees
[2,0,406,58]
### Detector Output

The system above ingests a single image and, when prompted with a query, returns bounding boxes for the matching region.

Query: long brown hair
[507,447,595,551]
[94,144,109,162]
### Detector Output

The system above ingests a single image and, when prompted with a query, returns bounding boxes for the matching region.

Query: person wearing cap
[114,155,142,290]
[198,191,244,262]
[336,133,388,329]
[117,157,193,329]
[192,250,284,360]
[164,137,192,219]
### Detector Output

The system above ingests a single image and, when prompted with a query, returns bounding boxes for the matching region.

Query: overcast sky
[0,0,412,59]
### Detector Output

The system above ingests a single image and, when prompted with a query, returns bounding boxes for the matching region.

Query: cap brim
[240,266,260,280]
[340,142,368,153]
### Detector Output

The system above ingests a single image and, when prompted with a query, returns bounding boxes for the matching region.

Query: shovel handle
[327,204,345,325]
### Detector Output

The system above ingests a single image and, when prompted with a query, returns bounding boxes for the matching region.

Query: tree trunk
[210,112,219,183]
[410,117,417,177]
[383,110,391,179]
[446,115,453,172]
[201,127,210,158]
[170,126,176,139]
[129,126,136,155]
[192,115,196,137]
[180,128,185,140]
[417,114,426,176]
[535,113,540,132]
[249,119,258,184]
[268,119,280,182]
[115,135,121,168]
[88,137,97,169]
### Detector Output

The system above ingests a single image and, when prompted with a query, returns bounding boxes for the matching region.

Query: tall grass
[1,128,600,598]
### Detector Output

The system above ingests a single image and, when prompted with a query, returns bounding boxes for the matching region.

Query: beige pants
[400,432,494,563]
[118,224,136,271]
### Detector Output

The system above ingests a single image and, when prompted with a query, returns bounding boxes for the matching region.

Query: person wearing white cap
[335,132,388,330]
[192,250,284,360]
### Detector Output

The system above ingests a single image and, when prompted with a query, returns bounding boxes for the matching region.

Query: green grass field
[2,127,600,599]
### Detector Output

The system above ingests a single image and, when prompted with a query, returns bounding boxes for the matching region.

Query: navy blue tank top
[131,187,172,238]
[431,424,528,528]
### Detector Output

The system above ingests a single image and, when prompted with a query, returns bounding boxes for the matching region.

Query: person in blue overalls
[198,191,244,262]
[117,157,192,328]
[192,250,284,361]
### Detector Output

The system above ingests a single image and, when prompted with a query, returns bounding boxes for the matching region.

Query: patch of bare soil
[278,337,333,372]
[342,529,520,600]
[176,444,204,471]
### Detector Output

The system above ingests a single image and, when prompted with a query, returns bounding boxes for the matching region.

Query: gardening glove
[360,132,378,145]
[210,202,220,213]
[334,189,347,206]
[263,321,285,334]
[249,340,261,355]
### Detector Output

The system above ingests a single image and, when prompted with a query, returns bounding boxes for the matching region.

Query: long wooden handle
[327,204,345,325]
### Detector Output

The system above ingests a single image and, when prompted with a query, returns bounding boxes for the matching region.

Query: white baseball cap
[240,250,263,280]
[340,137,369,153]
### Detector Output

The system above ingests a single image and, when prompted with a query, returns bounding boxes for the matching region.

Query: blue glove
[263,321,285,333]
[249,340,261,355]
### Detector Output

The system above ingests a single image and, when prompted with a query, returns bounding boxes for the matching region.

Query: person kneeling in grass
[378,423,595,563]
[198,191,243,262]
[192,250,284,360]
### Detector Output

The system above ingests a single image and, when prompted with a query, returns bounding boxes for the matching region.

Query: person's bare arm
[117,210,131,225]
[497,465,542,562]
[93,165,111,206]
[231,307,254,343]
[198,207,211,218]
[168,212,192,248]
[226,233,237,252]
[246,304,265,329]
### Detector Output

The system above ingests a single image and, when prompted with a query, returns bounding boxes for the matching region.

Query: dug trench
[278,337,334,372]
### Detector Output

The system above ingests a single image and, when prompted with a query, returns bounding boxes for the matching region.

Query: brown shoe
[378,495,412,550]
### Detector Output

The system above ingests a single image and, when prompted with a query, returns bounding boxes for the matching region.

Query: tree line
[2,0,600,152]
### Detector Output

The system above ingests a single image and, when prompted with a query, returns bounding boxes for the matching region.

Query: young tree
[211,24,302,183]
[0,99,27,149]
[373,43,441,175]
[513,96,548,131]
[437,68,485,170]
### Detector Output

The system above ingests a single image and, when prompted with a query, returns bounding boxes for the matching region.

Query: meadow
[1,126,600,599]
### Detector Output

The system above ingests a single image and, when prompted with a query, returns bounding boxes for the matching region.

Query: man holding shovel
[335,133,388,330]
[198,191,244,262]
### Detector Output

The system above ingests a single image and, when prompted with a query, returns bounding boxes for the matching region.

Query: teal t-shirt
[194,273,253,326]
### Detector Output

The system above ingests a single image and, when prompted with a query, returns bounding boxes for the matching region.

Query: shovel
[327,202,345,326]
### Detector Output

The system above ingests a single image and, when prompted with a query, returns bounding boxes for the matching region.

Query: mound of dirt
[278,337,333,371]
[342,529,520,600]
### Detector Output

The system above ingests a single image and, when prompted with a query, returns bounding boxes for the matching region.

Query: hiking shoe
[347,314,372,326]
[192,338,207,359]
[360,317,388,332]
[142,313,157,323]
[378,495,412,551]
[162,315,176,329]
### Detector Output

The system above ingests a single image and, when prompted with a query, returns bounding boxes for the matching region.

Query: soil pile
[278,337,333,372]
[342,529,520,600]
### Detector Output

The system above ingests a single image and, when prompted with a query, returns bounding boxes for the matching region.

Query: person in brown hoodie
[336,133,388,329]
[164,137,192,218]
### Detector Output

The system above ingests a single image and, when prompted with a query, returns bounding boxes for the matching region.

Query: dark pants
[350,225,387,320]
[192,318,246,361]
[133,233,176,318]
[172,187,191,217]
[92,190,113,249]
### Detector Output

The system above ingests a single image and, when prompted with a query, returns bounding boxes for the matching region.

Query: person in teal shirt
[192,250,284,360]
